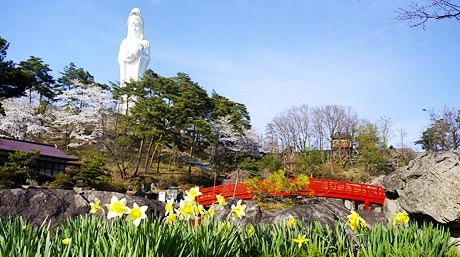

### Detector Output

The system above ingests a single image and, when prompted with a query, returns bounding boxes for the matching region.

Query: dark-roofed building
[0,137,79,176]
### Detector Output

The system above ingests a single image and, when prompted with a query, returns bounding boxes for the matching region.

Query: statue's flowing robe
[117,38,150,114]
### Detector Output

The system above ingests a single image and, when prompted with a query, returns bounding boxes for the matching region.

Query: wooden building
[0,137,79,176]
[332,132,352,150]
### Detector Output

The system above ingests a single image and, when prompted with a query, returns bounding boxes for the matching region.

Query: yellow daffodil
[216,194,227,208]
[183,195,195,203]
[166,213,177,223]
[208,206,216,216]
[126,203,148,227]
[230,200,246,219]
[293,234,309,248]
[179,199,196,220]
[348,210,367,230]
[106,196,130,219]
[165,199,174,215]
[285,215,297,228]
[247,224,255,236]
[392,211,410,225]
[89,198,102,214]
[62,237,71,245]
[186,186,202,200]
[197,204,205,214]
[221,221,232,232]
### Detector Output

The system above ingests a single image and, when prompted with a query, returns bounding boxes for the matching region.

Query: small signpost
[158,191,166,202]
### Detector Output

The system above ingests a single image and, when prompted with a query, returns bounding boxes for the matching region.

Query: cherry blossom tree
[0,94,48,139]
[52,82,113,147]
[210,115,260,172]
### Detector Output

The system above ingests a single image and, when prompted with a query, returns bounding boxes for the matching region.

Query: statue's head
[127,8,144,40]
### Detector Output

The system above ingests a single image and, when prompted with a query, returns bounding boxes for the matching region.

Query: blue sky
[2,0,459,150]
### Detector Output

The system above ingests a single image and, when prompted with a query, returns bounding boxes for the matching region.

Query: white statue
[117,8,150,114]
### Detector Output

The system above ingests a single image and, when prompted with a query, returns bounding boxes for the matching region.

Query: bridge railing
[196,178,385,210]
[309,178,385,199]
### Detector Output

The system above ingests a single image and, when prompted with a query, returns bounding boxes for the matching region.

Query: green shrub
[258,154,283,173]
[237,157,259,175]
[33,172,54,185]
[48,173,74,190]
[0,171,23,188]
[93,181,127,193]
[0,150,40,185]
[246,170,310,201]
[74,157,105,187]
[293,149,324,176]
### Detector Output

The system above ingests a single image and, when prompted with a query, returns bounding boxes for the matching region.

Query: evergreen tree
[210,91,251,131]
[0,38,33,105]
[19,56,56,101]
[58,62,101,90]
[172,73,212,174]
[19,56,57,113]
[355,122,388,174]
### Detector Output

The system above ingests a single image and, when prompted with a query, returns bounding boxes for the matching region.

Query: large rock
[0,188,165,227]
[381,151,460,227]
[213,198,263,228]
[213,197,385,228]
[262,198,350,227]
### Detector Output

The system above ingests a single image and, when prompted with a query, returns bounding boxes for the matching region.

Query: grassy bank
[0,215,456,257]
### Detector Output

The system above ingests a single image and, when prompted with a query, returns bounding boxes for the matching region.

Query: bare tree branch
[397,0,460,28]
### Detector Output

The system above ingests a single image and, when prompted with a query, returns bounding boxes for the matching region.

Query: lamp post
[167,185,179,202]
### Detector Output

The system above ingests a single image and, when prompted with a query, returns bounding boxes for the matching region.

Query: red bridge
[197,178,385,210]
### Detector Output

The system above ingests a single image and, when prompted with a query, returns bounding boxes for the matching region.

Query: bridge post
[309,177,315,197]
[364,201,369,211]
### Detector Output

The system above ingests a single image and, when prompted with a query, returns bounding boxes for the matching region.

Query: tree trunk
[167,146,178,172]
[156,145,162,174]
[133,137,144,177]
[104,143,125,179]
[148,134,163,168]
[143,136,154,174]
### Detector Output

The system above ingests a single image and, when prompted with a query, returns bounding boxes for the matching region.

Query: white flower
[126,203,148,227]
[230,200,246,219]
[105,196,130,219]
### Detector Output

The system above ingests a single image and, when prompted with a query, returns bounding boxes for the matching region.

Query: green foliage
[415,109,460,151]
[48,173,74,190]
[210,91,251,131]
[19,56,57,101]
[258,154,283,173]
[93,181,127,193]
[0,216,457,257]
[355,123,388,174]
[237,158,259,175]
[246,170,310,201]
[294,149,324,176]
[111,69,253,177]
[0,171,23,188]
[0,37,33,100]
[74,157,105,187]
[0,150,40,183]
[58,62,102,90]
[355,222,456,257]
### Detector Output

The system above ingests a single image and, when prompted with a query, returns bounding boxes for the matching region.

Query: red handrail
[196,178,385,211]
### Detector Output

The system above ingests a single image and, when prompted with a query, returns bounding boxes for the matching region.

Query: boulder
[262,198,350,227]
[0,188,165,227]
[381,151,460,228]
[213,197,385,228]
[213,198,263,228]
